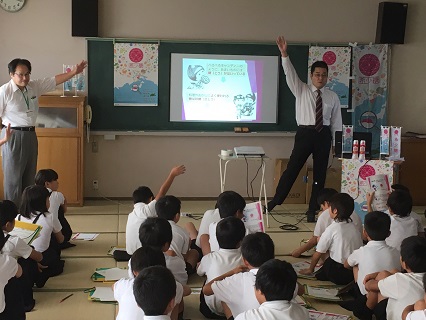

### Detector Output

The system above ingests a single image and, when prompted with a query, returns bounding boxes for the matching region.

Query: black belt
[299,125,329,129]
[2,125,35,131]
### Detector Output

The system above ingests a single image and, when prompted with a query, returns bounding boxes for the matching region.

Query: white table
[218,154,269,227]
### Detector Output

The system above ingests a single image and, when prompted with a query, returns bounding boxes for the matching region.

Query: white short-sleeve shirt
[17,212,54,253]
[378,272,425,320]
[212,269,259,317]
[314,209,363,237]
[234,300,309,320]
[316,221,363,264]
[125,201,157,255]
[386,215,419,250]
[346,240,400,295]
[47,189,64,233]
[0,254,19,313]
[169,221,190,259]
[406,310,426,320]
[385,209,424,234]
[196,209,220,248]
[1,232,33,259]
[197,248,243,314]
[114,277,183,320]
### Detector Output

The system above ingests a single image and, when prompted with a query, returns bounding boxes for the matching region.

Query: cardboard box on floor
[273,159,307,204]
[306,167,342,203]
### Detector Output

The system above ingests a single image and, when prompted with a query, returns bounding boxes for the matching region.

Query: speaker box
[376,2,408,44]
[72,0,98,37]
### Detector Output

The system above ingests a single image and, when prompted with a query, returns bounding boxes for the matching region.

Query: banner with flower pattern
[114,43,159,106]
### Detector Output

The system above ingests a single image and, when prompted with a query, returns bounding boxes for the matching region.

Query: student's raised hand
[170,165,186,177]
[366,191,375,205]
[73,60,88,75]
[276,36,288,57]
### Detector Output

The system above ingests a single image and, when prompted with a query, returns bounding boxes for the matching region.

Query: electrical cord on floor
[267,210,307,231]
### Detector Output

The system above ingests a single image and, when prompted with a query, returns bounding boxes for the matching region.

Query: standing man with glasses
[0,58,87,205]
[267,36,342,222]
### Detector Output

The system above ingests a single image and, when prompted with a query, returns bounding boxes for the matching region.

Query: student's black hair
[155,195,181,221]
[133,265,176,316]
[8,58,32,74]
[216,191,246,219]
[329,193,354,222]
[0,200,19,228]
[364,211,391,241]
[387,189,412,217]
[423,273,426,292]
[316,188,338,207]
[19,185,50,219]
[400,236,426,273]
[35,169,58,186]
[241,232,274,267]
[390,184,409,192]
[216,216,246,249]
[138,217,172,251]
[310,60,328,74]
[132,186,154,204]
[0,230,4,251]
[255,259,297,301]
[130,246,166,274]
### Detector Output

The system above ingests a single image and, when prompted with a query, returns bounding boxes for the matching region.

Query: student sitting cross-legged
[133,265,177,320]
[300,193,363,284]
[344,211,401,320]
[198,216,246,319]
[203,232,275,320]
[235,259,309,320]
[114,246,190,320]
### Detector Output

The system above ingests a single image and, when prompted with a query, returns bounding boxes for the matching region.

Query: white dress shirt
[234,300,309,320]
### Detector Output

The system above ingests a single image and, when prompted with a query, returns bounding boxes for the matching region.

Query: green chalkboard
[87,40,311,131]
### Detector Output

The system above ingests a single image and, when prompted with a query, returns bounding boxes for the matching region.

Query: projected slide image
[170,54,278,124]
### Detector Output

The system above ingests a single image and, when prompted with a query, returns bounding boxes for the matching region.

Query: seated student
[114,246,189,320]
[203,232,275,319]
[18,185,65,288]
[344,211,401,320]
[126,165,186,256]
[402,273,426,320]
[364,236,426,320]
[133,265,177,320]
[35,169,74,249]
[235,259,309,320]
[198,217,246,318]
[155,195,199,275]
[300,193,363,285]
[384,190,420,251]
[0,230,24,320]
[136,217,188,285]
[196,199,220,256]
[0,200,43,312]
[208,191,246,253]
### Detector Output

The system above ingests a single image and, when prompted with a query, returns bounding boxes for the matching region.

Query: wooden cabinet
[0,95,85,206]
[399,138,426,205]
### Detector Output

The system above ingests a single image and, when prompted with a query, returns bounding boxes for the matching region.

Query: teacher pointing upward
[0,59,87,205]
[267,36,342,222]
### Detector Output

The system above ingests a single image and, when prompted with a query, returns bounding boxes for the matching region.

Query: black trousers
[315,257,354,285]
[271,126,332,211]
[0,277,25,320]
[58,205,72,243]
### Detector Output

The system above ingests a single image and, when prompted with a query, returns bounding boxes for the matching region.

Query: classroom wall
[0,0,425,199]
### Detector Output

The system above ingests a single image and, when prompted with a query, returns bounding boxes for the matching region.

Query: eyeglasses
[14,72,31,78]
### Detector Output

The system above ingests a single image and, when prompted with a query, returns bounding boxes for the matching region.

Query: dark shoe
[267,201,275,212]
[306,210,316,222]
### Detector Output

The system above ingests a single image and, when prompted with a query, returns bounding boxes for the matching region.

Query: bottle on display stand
[352,140,359,160]
[359,140,366,161]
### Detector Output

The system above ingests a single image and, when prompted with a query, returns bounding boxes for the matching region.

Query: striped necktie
[315,89,323,132]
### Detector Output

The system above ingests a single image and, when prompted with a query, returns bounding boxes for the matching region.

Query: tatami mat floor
[26,200,426,320]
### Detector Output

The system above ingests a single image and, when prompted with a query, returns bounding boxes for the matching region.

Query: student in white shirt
[0,200,43,312]
[235,259,309,320]
[402,273,426,320]
[35,169,74,249]
[300,193,363,284]
[198,217,245,318]
[196,207,220,255]
[133,266,177,320]
[125,165,186,256]
[156,195,199,274]
[0,231,24,320]
[203,232,275,319]
[17,185,65,288]
[344,211,401,320]
[208,191,246,253]
[114,246,188,320]
[364,236,426,320]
